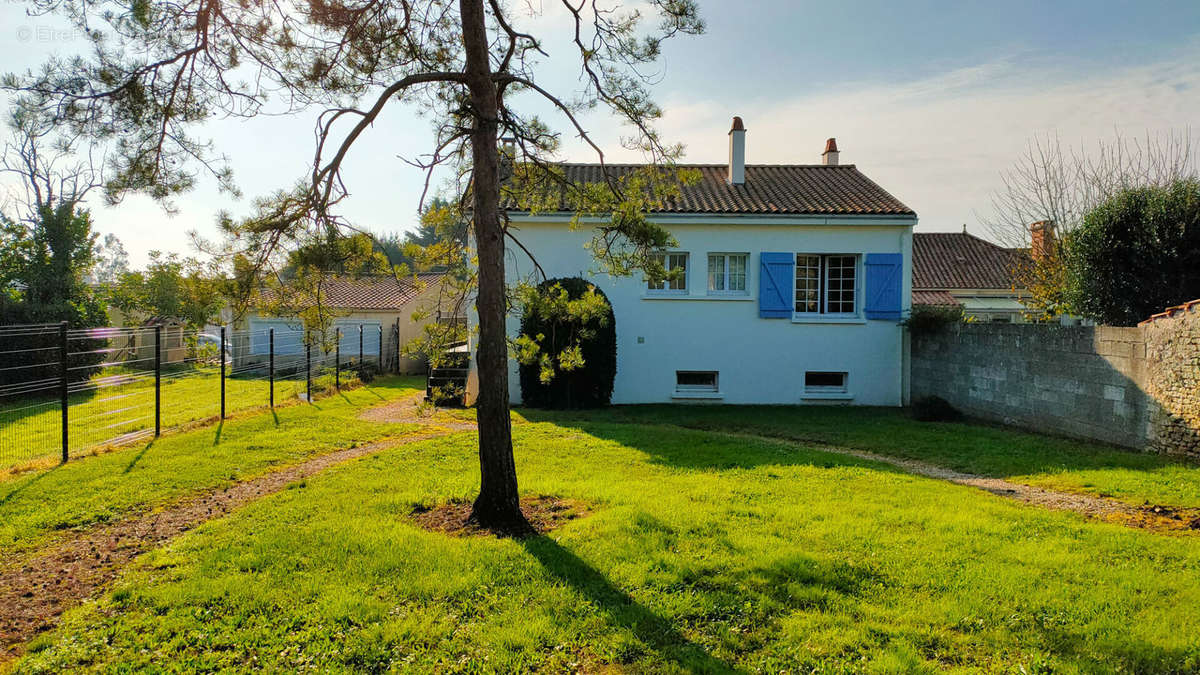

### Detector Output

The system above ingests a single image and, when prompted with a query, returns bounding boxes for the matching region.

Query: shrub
[911,396,963,423]
[517,277,616,409]
[903,304,965,338]
[0,293,109,388]
[1064,179,1200,326]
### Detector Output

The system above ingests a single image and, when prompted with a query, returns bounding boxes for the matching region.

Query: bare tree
[0,104,102,225]
[983,129,1198,248]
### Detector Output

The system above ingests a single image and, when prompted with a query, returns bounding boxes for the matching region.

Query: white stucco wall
[493,215,915,407]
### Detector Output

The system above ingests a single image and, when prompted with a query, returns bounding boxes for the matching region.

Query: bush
[911,396,962,422]
[1064,179,1200,326]
[0,293,109,388]
[903,304,965,338]
[517,277,616,409]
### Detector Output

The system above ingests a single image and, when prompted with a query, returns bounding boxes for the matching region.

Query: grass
[0,363,359,470]
[14,419,1200,673]
[0,376,424,557]
[516,405,1200,510]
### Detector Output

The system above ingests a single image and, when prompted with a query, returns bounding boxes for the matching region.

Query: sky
[1,0,1199,267]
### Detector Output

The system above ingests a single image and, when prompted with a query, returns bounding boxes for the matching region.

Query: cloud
[560,44,1200,239]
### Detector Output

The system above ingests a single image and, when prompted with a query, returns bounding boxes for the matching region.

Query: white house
[231,273,455,374]
[482,118,917,406]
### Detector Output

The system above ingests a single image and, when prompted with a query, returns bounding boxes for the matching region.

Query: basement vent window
[804,371,848,394]
[676,371,719,393]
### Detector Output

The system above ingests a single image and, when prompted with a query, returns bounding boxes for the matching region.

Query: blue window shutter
[758,252,793,318]
[864,253,903,320]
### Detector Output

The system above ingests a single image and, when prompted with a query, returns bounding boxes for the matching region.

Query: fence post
[154,324,162,437]
[359,324,364,371]
[335,327,341,391]
[305,338,312,402]
[394,318,401,374]
[220,326,226,419]
[378,324,383,370]
[59,321,68,463]
[269,328,275,408]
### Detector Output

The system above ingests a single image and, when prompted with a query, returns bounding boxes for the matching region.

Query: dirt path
[0,395,474,665]
[724,430,1200,533]
[358,395,478,431]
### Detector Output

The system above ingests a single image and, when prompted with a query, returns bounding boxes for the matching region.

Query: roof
[1140,299,1200,326]
[274,273,445,311]
[506,163,915,216]
[912,290,961,307]
[912,232,1023,291]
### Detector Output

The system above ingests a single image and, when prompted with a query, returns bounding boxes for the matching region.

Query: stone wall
[1142,303,1200,457]
[910,303,1200,457]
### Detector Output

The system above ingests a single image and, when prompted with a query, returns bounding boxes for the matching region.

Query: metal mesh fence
[0,322,393,470]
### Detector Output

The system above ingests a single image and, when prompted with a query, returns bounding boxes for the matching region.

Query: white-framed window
[676,370,718,393]
[707,253,749,295]
[648,252,689,293]
[794,254,859,315]
[804,371,847,394]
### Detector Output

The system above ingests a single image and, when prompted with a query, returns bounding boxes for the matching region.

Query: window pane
[668,253,687,291]
[676,370,718,391]
[729,255,747,291]
[707,254,725,291]
[647,253,666,291]
[825,255,856,314]
[805,371,847,391]
[795,255,821,313]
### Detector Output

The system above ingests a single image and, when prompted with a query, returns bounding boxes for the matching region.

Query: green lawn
[0,365,350,470]
[0,376,424,557]
[518,405,1200,510]
[14,417,1200,673]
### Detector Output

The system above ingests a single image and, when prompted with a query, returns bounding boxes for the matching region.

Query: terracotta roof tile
[508,163,914,216]
[265,274,445,311]
[912,290,961,306]
[912,232,1023,291]
[1139,299,1200,325]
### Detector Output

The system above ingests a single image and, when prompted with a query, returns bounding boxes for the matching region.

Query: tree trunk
[460,0,530,534]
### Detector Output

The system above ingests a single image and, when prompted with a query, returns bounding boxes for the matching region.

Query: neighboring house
[472,118,918,406]
[911,231,1029,322]
[232,273,454,374]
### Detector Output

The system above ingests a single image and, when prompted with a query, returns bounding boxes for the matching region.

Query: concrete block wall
[911,324,1154,449]
[911,309,1200,458]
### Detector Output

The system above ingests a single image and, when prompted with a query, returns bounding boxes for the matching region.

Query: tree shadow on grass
[520,535,746,674]
[518,412,902,473]
[0,463,60,505]
[997,611,1200,673]
[520,405,1197,477]
[122,439,155,474]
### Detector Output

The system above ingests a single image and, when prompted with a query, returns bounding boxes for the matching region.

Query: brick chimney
[727,116,745,185]
[822,138,839,165]
[1030,220,1055,261]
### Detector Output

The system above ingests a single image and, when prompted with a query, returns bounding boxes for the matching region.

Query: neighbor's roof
[268,273,445,311]
[911,290,961,307]
[1140,299,1200,326]
[912,232,1023,291]
[506,163,915,216]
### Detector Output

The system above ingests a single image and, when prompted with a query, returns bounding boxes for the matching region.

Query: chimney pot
[822,137,840,166]
[727,116,746,185]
